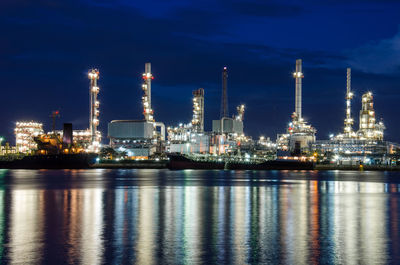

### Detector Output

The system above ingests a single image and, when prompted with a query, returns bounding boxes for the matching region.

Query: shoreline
[315,164,400,171]
[1,160,400,171]
[91,163,400,171]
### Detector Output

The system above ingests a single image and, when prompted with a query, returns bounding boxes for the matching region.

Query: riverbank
[94,162,400,171]
[315,164,400,171]
[92,160,168,169]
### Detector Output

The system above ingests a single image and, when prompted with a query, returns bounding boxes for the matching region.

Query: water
[0,169,399,264]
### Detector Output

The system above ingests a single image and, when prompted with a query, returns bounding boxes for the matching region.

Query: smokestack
[347,68,351,94]
[220,66,229,119]
[344,68,354,136]
[63,123,73,147]
[293,59,303,119]
[145,63,152,107]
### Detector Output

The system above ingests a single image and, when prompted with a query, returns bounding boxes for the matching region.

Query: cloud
[347,27,400,74]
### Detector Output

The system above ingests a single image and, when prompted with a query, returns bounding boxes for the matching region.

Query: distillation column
[142,63,154,122]
[192,88,204,132]
[293,59,304,120]
[88,69,100,148]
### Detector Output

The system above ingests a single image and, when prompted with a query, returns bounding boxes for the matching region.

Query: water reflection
[0,169,399,264]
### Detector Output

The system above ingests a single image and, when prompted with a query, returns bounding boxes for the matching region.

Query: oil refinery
[2,58,400,169]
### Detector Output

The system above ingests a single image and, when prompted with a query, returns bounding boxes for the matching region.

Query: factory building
[212,118,243,135]
[107,63,165,159]
[167,88,210,154]
[212,104,245,135]
[312,68,392,164]
[311,139,398,165]
[277,59,316,155]
[15,121,44,153]
[210,105,246,155]
[166,67,249,156]
[108,120,157,157]
[168,131,210,154]
[208,66,252,155]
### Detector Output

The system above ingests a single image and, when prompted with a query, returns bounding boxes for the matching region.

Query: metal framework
[192,88,204,132]
[220,66,229,119]
[344,68,355,137]
[142,63,154,122]
[358,92,385,140]
[88,69,100,150]
[15,121,44,153]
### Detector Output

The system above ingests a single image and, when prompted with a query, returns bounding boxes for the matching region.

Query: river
[0,169,399,264]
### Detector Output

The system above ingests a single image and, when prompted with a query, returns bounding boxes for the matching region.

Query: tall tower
[344,68,354,137]
[220,66,229,119]
[284,59,316,155]
[88,69,100,147]
[192,88,204,132]
[293,59,304,120]
[142,62,154,122]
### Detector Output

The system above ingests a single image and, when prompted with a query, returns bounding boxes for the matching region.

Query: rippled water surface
[0,169,400,264]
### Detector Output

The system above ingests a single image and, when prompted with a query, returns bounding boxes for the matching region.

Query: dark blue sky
[1,0,400,143]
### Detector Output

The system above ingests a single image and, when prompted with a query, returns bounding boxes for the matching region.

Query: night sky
[1,0,400,144]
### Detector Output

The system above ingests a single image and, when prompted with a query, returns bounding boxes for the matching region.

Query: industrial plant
[277,59,316,155]
[2,58,400,169]
[108,63,165,159]
[311,68,396,165]
[12,69,103,156]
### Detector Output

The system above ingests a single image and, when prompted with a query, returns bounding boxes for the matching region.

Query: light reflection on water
[0,169,399,264]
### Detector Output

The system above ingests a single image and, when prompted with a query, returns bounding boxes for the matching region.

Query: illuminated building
[15,121,44,153]
[108,120,157,158]
[107,63,166,159]
[357,92,385,140]
[277,59,316,155]
[313,69,392,164]
[88,69,101,152]
[209,68,247,154]
[335,70,385,141]
[167,88,210,154]
[191,88,204,133]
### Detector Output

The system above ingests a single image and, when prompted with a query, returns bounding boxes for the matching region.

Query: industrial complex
[3,59,400,168]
